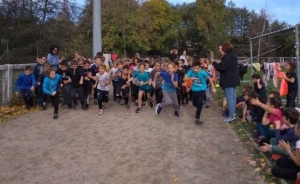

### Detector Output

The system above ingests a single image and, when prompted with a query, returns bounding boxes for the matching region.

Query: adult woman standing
[213,43,240,123]
[47,45,60,70]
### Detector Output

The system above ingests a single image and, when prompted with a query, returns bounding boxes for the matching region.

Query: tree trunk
[42,0,48,25]
[40,0,48,39]
[257,18,266,63]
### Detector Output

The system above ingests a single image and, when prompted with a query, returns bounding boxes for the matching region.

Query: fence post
[2,64,12,104]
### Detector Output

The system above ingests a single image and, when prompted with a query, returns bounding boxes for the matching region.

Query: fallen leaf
[254,167,261,172]
[260,158,266,163]
[245,158,256,166]
[260,162,266,168]
[172,174,178,183]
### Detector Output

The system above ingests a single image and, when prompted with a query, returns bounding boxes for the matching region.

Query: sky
[76,0,300,25]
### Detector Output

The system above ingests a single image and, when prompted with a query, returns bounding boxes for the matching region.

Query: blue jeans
[256,123,270,137]
[224,87,236,118]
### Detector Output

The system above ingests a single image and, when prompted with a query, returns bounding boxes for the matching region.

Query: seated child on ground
[271,119,300,180]
[242,91,266,137]
[223,85,252,118]
[250,96,287,145]
[260,107,299,157]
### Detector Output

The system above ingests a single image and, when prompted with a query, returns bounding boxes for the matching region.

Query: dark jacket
[213,51,240,89]
[249,105,265,123]
[33,63,44,82]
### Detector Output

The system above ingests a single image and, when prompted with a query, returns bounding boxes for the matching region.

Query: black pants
[286,91,297,108]
[192,90,205,119]
[180,85,188,103]
[49,94,59,113]
[122,87,129,105]
[36,85,46,106]
[176,88,182,105]
[97,89,109,109]
[83,82,91,105]
[71,86,85,107]
[20,89,34,106]
[151,87,163,104]
[132,84,139,100]
[63,83,72,106]
[112,80,118,99]
[189,90,193,101]
[272,157,300,180]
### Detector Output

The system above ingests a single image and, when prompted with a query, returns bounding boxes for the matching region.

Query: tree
[196,0,226,58]
[137,0,182,55]
[174,3,201,57]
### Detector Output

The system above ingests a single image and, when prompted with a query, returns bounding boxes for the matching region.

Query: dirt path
[0,98,264,184]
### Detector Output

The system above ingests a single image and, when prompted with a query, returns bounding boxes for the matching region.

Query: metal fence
[0,63,35,105]
[237,57,295,63]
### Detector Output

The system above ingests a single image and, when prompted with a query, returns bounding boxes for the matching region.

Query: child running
[154,63,180,118]
[184,60,216,125]
[127,63,153,113]
[70,60,85,110]
[56,60,72,109]
[33,55,46,108]
[82,60,92,110]
[176,59,187,106]
[116,65,131,108]
[42,69,62,119]
[110,61,119,101]
[94,64,111,115]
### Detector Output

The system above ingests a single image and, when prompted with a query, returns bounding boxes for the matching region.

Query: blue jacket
[43,74,61,95]
[47,53,59,69]
[15,73,36,92]
[275,127,299,146]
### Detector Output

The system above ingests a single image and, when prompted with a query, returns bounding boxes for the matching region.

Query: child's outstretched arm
[126,77,133,86]
[42,80,52,96]
[207,77,216,94]
[257,79,262,89]
[93,77,99,89]
[251,99,276,114]
[262,111,271,125]
[284,74,295,83]
[242,103,247,122]
[153,72,161,88]
[87,72,96,81]
[31,73,37,87]
[171,74,178,88]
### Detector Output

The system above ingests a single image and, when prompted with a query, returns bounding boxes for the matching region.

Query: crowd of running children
[221,59,300,181]
[13,45,300,181]
[14,50,216,124]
